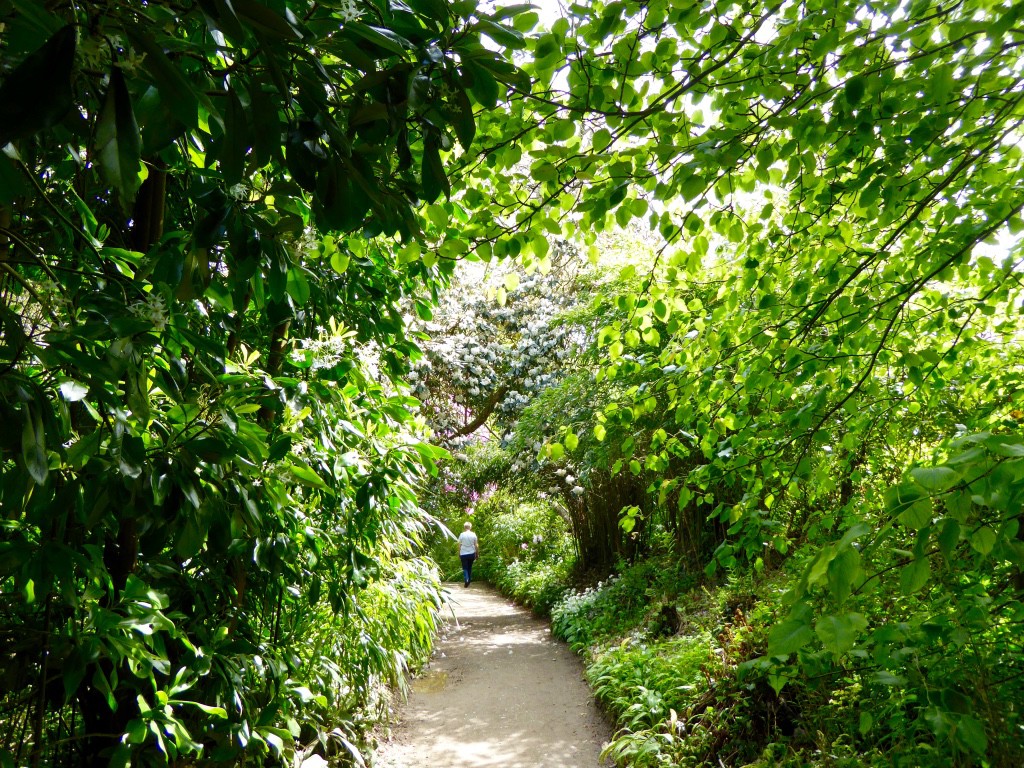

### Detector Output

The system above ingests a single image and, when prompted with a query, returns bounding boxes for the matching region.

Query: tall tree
[0,0,525,764]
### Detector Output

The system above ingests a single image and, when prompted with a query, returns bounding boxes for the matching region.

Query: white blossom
[130,293,169,331]
[337,0,361,22]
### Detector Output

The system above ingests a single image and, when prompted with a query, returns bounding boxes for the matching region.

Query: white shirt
[458,530,478,556]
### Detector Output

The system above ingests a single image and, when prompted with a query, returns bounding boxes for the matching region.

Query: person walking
[458,522,479,587]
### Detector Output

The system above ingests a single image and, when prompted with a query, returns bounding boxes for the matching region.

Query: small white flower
[337,0,361,22]
[571,486,585,496]
[130,293,169,331]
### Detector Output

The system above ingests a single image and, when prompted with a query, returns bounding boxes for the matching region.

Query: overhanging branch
[455,386,509,436]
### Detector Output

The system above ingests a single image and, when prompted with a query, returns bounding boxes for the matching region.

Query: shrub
[551,557,696,650]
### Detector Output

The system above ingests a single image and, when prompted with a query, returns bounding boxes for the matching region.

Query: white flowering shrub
[408,241,592,445]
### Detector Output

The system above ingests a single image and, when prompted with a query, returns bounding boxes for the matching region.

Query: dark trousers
[460,553,476,585]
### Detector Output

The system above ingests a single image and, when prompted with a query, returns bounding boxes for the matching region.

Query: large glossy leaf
[20,407,47,485]
[95,67,143,206]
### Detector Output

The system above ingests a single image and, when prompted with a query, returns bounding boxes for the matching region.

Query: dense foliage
[0,0,524,765]
[416,0,1024,762]
[4,0,1024,765]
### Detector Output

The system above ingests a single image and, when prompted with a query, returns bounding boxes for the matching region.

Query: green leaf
[899,557,930,594]
[815,612,867,658]
[331,250,350,274]
[178,701,228,718]
[551,119,576,141]
[118,435,145,479]
[464,61,499,108]
[477,20,526,49]
[426,205,448,228]
[200,0,247,41]
[564,431,579,451]
[346,22,413,55]
[970,526,997,556]
[937,518,961,559]
[826,546,861,606]
[286,267,311,304]
[421,134,450,203]
[844,76,866,105]
[984,435,1024,457]
[910,466,960,492]
[126,27,202,129]
[95,67,143,206]
[953,715,988,756]
[886,483,932,529]
[108,743,132,768]
[407,0,452,23]
[21,408,47,485]
[653,299,669,322]
[289,462,330,492]
[220,85,248,186]
[176,517,207,559]
[8,0,63,37]
[859,711,873,735]
[0,154,28,204]
[768,618,814,657]
[233,0,303,40]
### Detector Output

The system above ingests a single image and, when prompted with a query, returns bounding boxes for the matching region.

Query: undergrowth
[539,556,1021,768]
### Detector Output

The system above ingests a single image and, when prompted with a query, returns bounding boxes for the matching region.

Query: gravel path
[372,584,611,768]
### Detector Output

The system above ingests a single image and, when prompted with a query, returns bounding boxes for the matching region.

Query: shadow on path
[373,584,611,768]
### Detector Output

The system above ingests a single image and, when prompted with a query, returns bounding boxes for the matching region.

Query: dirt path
[372,584,611,768]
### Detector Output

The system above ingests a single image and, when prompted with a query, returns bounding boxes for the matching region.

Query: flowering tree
[408,240,593,444]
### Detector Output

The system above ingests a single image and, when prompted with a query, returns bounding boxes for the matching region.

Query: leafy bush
[423,462,577,610]
[551,558,696,650]
[472,495,570,571]
[464,493,576,611]
[575,575,777,768]
[588,637,712,731]
[494,557,571,614]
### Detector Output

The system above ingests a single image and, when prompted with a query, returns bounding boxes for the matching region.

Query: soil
[372,583,612,768]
